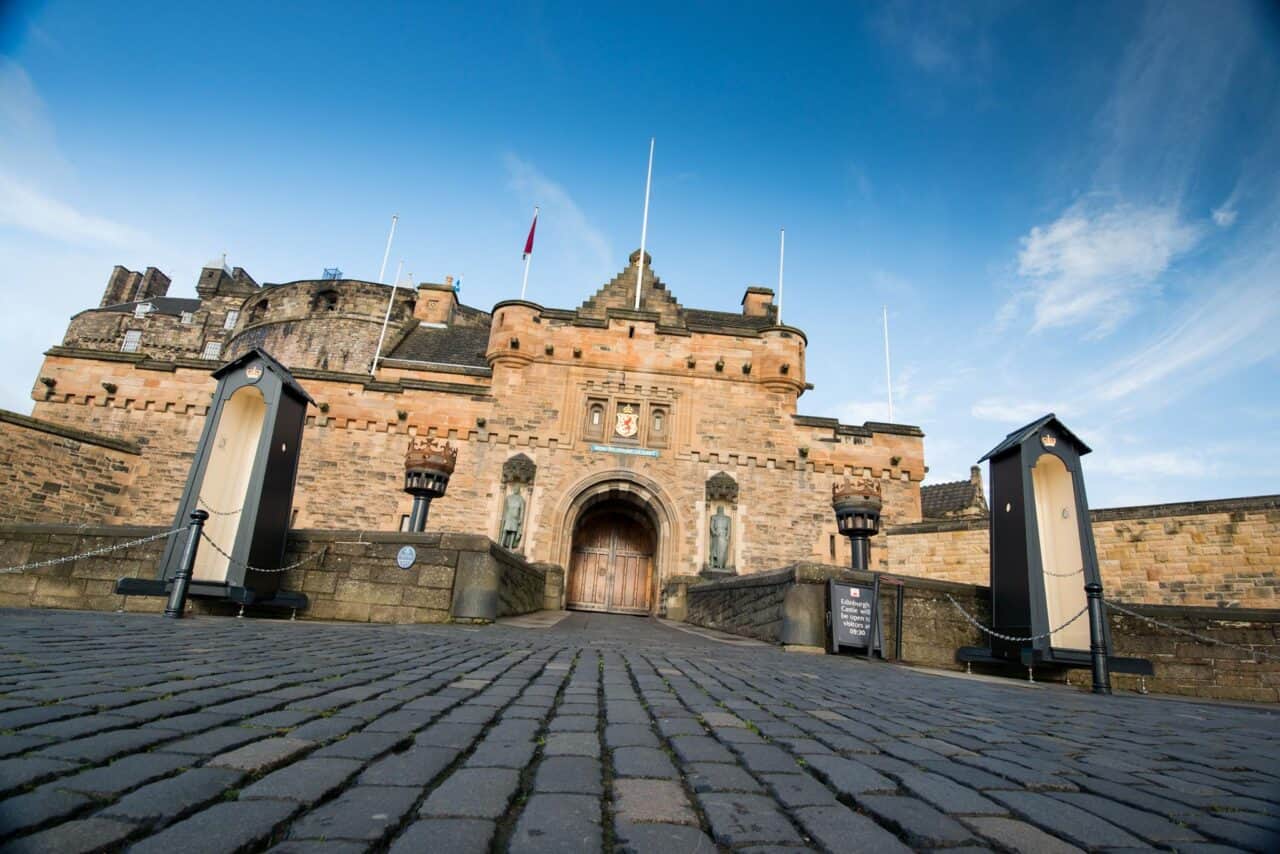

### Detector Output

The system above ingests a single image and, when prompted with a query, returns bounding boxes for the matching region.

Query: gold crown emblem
[1041,434,1057,448]
[405,437,458,474]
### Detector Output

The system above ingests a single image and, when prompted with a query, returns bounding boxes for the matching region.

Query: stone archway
[549,471,681,615]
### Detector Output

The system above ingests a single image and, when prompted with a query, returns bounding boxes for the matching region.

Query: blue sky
[1,1,1277,508]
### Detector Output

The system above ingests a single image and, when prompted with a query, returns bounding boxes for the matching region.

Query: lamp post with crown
[831,476,885,659]
[404,438,457,532]
[831,476,883,572]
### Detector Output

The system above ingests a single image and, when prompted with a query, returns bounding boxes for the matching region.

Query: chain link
[1104,600,1279,662]
[196,496,242,517]
[198,531,327,574]
[0,528,184,575]
[947,594,1089,643]
[1042,566,1084,578]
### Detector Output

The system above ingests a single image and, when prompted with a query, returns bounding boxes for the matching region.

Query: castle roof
[99,297,201,317]
[921,479,982,519]
[388,323,491,368]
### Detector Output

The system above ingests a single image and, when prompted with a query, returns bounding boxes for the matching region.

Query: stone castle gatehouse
[17,250,926,615]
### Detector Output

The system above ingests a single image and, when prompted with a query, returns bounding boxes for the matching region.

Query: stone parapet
[0,524,548,625]
[887,493,1280,608]
[678,559,1279,701]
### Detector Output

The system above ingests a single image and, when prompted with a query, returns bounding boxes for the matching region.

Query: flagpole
[634,137,655,311]
[777,227,785,325]
[378,214,399,284]
[371,258,405,378]
[883,304,894,422]
[520,205,538,300]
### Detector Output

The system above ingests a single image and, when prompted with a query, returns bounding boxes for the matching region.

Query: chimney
[137,267,172,301]
[101,266,142,307]
[741,286,776,319]
[970,465,988,515]
[414,282,458,325]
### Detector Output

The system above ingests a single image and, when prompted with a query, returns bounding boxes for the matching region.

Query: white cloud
[0,60,145,248]
[1211,204,1237,228]
[1091,254,1280,406]
[1089,450,1208,479]
[1014,201,1200,335]
[503,153,612,281]
[0,173,146,247]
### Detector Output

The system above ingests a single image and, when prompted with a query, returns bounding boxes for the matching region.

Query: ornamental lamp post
[404,438,457,532]
[831,476,882,573]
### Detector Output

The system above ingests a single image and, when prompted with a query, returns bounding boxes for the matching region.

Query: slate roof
[99,297,202,317]
[921,478,986,519]
[684,309,776,331]
[387,323,491,368]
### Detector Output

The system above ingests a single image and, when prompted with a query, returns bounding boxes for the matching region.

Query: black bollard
[1085,581,1112,695]
[164,510,208,619]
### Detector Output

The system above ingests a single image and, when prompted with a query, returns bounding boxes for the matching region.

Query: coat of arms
[615,404,639,438]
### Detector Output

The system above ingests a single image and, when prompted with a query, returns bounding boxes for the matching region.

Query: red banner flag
[523,211,538,259]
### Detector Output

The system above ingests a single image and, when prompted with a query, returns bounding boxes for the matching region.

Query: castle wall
[227,281,416,374]
[0,410,141,525]
[23,345,923,590]
[887,495,1280,607]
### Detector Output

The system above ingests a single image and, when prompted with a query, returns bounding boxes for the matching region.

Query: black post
[408,496,430,533]
[164,510,208,619]
[894,584,904,661]
[1085,582,1112,695]
[866,573,881,661]
[849,536,869,572]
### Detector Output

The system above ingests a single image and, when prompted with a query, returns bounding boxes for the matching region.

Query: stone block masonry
[679,562,1280,702]
[0,524,547,624]
[887,494,1280,608]
[681,562,991,670]
[0,410,140,525]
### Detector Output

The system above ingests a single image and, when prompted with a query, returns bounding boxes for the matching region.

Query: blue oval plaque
[396,546,417,570]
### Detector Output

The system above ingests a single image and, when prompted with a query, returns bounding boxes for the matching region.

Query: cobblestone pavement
[1,609,1278,853]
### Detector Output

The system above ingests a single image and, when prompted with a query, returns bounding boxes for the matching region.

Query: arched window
[584,399,606,440]
[248,299,268,323]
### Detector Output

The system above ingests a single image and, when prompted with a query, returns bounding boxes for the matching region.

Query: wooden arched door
[566,510,654,614]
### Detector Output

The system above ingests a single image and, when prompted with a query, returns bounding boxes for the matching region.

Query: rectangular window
[399,514,411,532]
[223,310,239,330]
[201,340,223,360]
[133,303,151,319]
[121,330,142,353]
[180,311,194,325]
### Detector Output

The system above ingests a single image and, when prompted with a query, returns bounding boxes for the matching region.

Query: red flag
[523,210,538,259]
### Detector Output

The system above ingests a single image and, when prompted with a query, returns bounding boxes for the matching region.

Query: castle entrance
[566,505,654,615]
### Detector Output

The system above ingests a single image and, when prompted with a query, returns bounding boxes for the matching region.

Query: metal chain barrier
[197,496,242,517]
[198,531,327,574]
[946,594,1089,643]
[1104,599,1278,662]
[1042,566,1084,578]
[0,528,185,575]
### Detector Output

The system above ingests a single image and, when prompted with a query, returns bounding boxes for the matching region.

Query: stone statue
[709,506,731,569]
[500,488,526,550]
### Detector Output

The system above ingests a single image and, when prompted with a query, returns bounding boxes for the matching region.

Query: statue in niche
[708,505,731,569]
[500,487,526,550]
